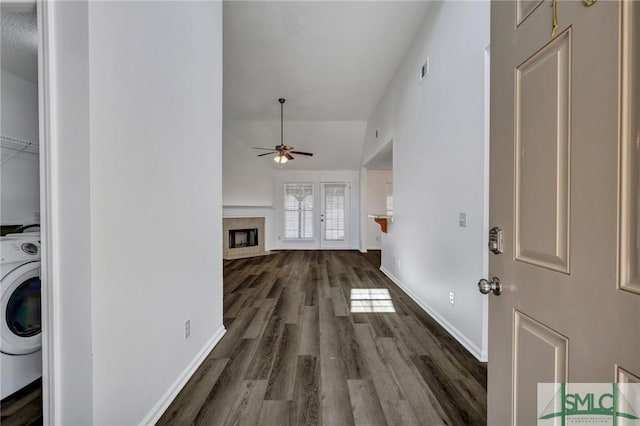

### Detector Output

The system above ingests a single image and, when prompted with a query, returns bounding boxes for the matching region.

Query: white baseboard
[140,325,227,425]
[380,266,487,362]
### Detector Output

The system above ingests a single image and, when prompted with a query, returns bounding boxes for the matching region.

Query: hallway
[159,250,486,425]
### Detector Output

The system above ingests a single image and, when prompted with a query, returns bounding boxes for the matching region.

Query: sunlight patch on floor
[350,288,395,313]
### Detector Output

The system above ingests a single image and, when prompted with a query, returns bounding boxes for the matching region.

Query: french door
[320,182,349,249]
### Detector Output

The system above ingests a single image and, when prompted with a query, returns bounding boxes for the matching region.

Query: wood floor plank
[377,337,451,426]
[304,277,318,307]
[299,306,320,356]
[226,288,258,318]
[353,323,408,426]
[412,355,486,425]
[257,401,295,426]
[211,307,259,359]
[367,313,395,338]
[294,355,321,426]
[223,380,268,426]
[319,297,355,426]
[335,315,368,379]
[265,323,300,400]
[266,277,285,299]
[273,286,304,324]
[395,399,421,426]
[245,315,284,380]
[320,355,355,426]
[157,358,228,426]
[253,272,279,301]
[193,338,259,425]
[317,262,332,299]
[382,314,430,356]
[0,384,41,417]
[319,297,367,379]
[347,380,388,426]
[331,286,349,317]
[226,273,259,295]
[223,292,242,313]
[243,298,277,339]
[0,404,41,426]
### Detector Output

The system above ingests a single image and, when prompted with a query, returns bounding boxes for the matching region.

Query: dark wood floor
[159,250,487,426]
[0,379,42,426]
[1,250,486,426]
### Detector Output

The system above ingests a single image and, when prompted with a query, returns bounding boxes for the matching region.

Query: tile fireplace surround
[223,217,269,259]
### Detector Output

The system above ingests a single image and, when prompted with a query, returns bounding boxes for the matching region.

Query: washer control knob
[21,242,39,255]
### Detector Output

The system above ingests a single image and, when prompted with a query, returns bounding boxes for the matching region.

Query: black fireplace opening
[229,228,259,249]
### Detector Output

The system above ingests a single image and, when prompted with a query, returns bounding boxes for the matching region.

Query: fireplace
[223,217,269,259]
[229,228,258,249]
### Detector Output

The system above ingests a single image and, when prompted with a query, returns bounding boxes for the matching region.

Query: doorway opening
[0,2,44,424]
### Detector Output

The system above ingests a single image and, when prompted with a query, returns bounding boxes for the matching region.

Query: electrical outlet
[449,292,455,305]
[459,212,467,228]
[185,319,191,339]
[278,235,281,240]
[375,236,380,242]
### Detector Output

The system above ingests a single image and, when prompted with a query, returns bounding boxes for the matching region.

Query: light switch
[459,212,467,228]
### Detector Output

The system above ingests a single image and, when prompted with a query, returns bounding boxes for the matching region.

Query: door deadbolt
[489,227,504,255]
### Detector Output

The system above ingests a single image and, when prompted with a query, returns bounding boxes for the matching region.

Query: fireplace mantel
[223,205,273,218]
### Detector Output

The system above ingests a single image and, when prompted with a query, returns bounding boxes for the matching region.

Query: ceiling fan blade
[253,147,278,151]
[289,151,313,156]
[257,152,275,157]
[285,152,294,160]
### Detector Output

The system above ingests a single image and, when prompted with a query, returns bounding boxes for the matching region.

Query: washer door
[1,262,41,355]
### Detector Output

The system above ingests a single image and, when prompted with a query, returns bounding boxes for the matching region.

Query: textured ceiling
[1,7,37,82]
[223,1,432,122]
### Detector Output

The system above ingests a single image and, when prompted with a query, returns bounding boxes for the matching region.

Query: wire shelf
[0,135,39,155]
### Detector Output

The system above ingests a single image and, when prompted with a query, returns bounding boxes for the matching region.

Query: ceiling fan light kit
[253,98,314,164]
[274,154,288,164]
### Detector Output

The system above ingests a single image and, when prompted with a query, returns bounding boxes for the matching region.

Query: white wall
[223,121,275,206]
[271,170,360,250]
[1,69,40,225]
[365,169,392,250]
[362,1,490,360]
[88,2,224,424]
[44,1,225,424]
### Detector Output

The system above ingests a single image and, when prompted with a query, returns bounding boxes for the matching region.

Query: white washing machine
[1,233,42,400]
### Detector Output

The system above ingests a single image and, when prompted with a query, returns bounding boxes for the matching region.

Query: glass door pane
[321,182,349,248]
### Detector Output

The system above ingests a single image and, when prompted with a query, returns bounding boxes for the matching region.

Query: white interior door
[488,1,640,425]
[320,182,349,249]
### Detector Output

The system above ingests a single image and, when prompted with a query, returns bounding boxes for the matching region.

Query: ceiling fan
[253,98,314,164]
